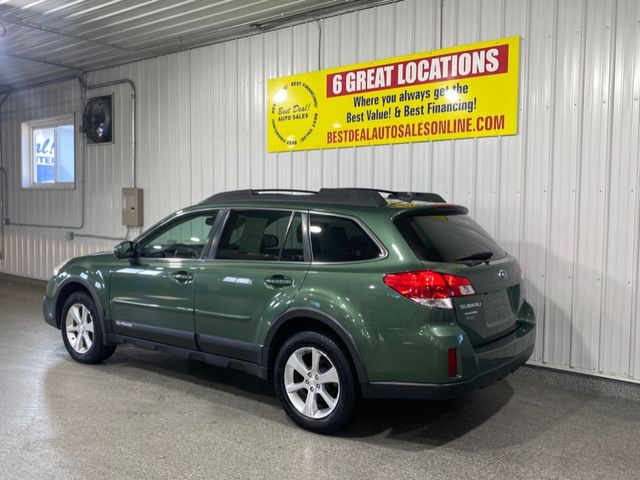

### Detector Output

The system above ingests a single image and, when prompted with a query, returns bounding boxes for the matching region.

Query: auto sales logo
[270,80,319,148]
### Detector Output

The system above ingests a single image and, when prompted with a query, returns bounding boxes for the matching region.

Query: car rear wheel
[274,331,358,433]
[61,292,116,364]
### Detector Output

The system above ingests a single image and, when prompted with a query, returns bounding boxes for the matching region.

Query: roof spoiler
[384,191,446,203]
[391,204,469,217]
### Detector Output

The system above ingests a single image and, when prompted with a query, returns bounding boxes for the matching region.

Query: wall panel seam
[568,0,589,369]
[597,0,618,375]
[541,0,560,364]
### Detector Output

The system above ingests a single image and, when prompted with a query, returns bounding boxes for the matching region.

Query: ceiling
[0,0,389,93]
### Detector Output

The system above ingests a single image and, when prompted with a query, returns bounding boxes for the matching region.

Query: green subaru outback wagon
[43,188,535,433]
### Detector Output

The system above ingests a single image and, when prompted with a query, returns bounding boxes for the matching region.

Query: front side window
[309,214,382,262]
[137,211,219,259]
[21,115,75,188]
[215,210,304,262]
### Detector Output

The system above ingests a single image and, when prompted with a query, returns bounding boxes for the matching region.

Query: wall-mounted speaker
[81,95,113,144]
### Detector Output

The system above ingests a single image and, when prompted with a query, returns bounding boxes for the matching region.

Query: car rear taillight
[443,273,476,296]
[383,270,475,309]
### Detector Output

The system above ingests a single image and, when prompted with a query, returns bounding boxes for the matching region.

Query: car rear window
[394,214,506,263]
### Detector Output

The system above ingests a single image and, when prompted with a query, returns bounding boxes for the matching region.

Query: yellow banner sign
[267,36,519,152]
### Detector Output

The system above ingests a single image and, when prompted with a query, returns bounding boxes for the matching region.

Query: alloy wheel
[65,303,95,354]
[284,347,340,419]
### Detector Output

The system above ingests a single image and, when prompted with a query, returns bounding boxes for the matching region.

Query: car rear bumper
[361,332,534,400]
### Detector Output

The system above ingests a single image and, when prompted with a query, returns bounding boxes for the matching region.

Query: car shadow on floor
[55,343,520,447]
[340,382,514,445]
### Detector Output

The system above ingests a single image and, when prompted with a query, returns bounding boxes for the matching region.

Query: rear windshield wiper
[455,251,494,263]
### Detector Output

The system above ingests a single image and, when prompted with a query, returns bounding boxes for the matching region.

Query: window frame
[207,208,311,264]
[21,114,76,190]
[307,211,388,264]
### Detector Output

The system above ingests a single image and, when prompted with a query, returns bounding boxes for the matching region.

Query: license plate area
[454,289,518,346]
[486,290,513,329]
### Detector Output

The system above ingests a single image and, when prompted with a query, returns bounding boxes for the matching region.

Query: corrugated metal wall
[1,0,639,383]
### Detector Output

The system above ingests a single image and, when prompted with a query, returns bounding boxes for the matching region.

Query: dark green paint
[43,198,535,389]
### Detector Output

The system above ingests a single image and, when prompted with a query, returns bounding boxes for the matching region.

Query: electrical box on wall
[122,188,143,226]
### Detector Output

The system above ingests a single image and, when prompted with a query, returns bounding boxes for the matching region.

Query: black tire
[60,292,116,364]
[274,331,358,433]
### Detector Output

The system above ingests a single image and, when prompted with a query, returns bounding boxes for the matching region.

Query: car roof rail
[205,189,317,200]
[200,188,446,207]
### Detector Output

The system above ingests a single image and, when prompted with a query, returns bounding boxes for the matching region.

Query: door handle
[172,271,194,284]
[264,275,293,288]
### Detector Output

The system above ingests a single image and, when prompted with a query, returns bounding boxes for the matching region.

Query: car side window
[310,214,381,262]
[137,211,219,259]
[216,210,303,262]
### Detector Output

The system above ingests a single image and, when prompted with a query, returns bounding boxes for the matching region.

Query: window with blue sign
[22,115,75,189]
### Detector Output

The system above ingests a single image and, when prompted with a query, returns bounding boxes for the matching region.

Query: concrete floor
[1,279,639,480]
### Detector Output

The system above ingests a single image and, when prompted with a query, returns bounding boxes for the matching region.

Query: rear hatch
[393,206,522,346]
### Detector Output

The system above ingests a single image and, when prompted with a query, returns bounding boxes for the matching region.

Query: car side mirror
[114,240,136,259]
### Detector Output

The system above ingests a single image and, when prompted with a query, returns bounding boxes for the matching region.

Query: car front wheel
[61,292,116,364]
[274,331,358,433]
